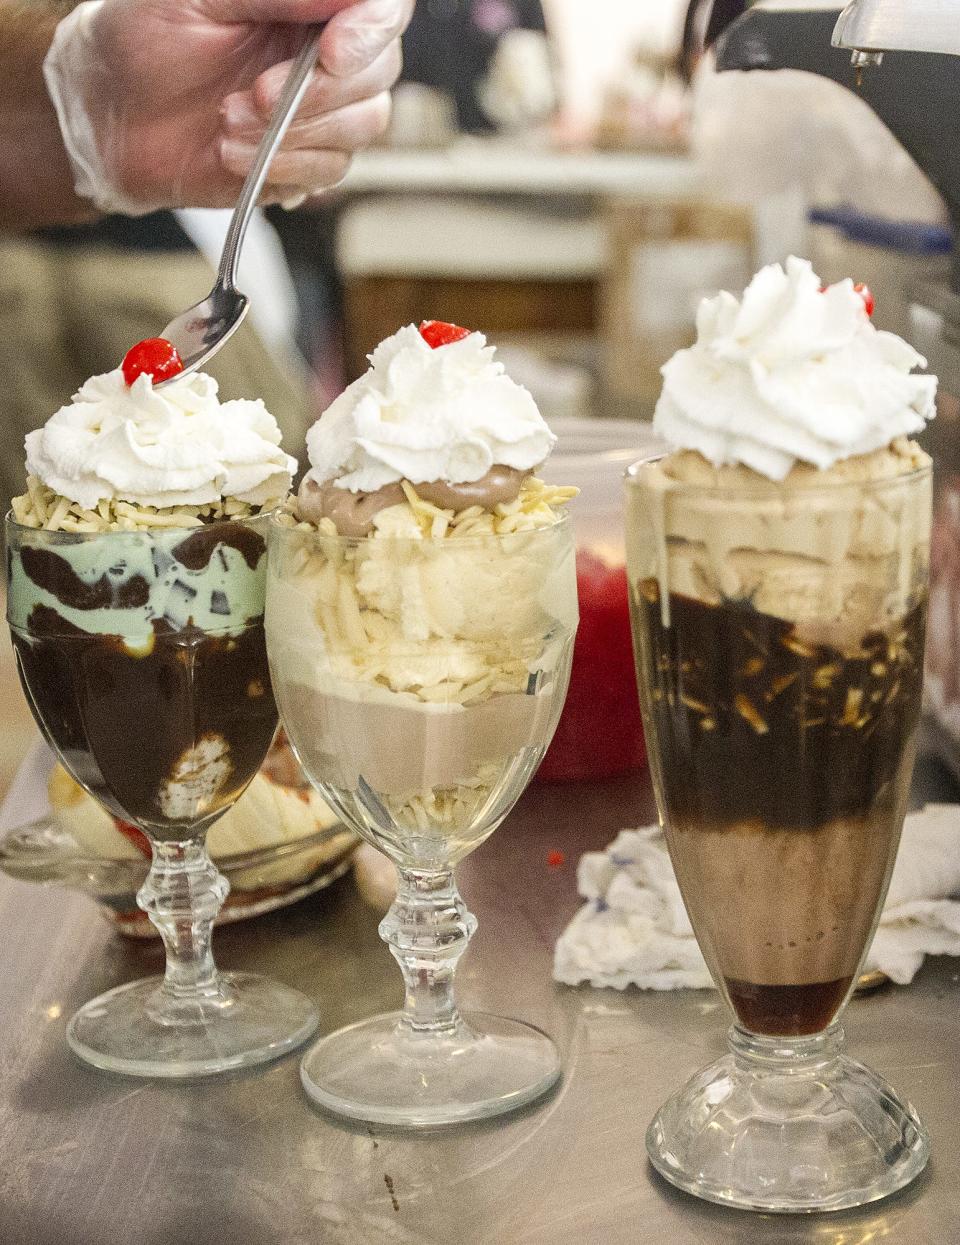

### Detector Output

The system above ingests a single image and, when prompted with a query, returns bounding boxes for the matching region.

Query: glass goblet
[266,514,577,1126]
[6,512,319,1077]
[625,456,931,1212]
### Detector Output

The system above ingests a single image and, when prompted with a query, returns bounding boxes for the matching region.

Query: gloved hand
[44,0,412,216]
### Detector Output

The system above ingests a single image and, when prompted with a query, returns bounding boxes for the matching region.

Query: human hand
[44,0,412,215]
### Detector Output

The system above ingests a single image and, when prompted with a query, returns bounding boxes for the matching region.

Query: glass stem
[137,838,232,1021]
[380,868,477,1035]
[729,1022,845,1076]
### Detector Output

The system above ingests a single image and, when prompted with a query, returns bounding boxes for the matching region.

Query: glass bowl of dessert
[268,319,579,1127]
[5,339,321,1077]
[629,258,935,1213]
[0,732,358,936]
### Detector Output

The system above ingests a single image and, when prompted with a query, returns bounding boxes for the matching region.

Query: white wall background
[544,0,688,125]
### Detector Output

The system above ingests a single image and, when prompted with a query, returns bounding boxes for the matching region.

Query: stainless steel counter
[1,757,959,1245]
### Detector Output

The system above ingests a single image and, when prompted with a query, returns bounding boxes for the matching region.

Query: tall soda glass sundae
[627,261,936,1211]
[7,339,319,1077]
[266,322,578,1125]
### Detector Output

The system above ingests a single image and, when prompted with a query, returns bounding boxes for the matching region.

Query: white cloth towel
[554,805,960,991]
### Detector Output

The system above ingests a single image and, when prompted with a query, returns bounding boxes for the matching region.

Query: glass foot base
[300,1010,561,1127]
[67,971,319,1078]
[647,1025,929,1213]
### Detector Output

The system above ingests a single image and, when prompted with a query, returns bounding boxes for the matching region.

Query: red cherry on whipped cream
[121,337,184,386]
[819,281,875,317]
[853,282,875,317]
[419,320,472,349]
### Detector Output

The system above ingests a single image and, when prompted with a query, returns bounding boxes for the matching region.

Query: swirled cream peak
[304,324,555,493]
[654,256,937,481]
[25,368,296,510]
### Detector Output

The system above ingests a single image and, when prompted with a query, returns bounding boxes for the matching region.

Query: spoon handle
[217,24,325,291]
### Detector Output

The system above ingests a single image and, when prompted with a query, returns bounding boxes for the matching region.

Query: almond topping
[766,672,798,701]
[813,663,840,689]
[734,693,768,734]
[841,687,864,726]
[782,635,816,659]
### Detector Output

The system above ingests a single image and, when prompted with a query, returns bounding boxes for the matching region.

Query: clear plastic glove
[44,0,412,216]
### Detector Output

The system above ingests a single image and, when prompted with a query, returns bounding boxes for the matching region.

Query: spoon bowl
[160,288,250,385]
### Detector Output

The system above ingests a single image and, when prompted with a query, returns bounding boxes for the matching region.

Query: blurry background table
[0,749,959,1244]
[328,143,714,401]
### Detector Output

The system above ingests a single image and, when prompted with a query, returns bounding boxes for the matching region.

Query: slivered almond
[766,672,798,701]
[782,635,816,658]
[734,693,768,734]
[840,687,864,726]
[681,694,710,714]
[740,657,764,677]
[813,663,840,689]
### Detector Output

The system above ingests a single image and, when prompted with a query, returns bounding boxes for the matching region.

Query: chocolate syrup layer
[19,546,150,611]
[634,582,926,830]
[173,521,266,571]
[12,617,277,837]
[725,977,853,1037]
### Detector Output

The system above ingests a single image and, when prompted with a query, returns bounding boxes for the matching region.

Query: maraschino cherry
[419,320,472,349]
[853,282,875,317]
[121,337,184,386]
[819,281,875,317]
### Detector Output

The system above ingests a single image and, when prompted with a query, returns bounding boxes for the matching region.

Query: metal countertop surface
[1,756,959,1245]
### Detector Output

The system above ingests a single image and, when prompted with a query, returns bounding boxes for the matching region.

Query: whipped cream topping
[654,256,937,481]
[304,325,555,493]
[25,368,296,510]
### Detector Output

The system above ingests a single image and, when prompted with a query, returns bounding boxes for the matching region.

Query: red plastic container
[536,418,661,782]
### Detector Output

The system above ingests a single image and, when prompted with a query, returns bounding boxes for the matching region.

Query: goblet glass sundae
[6,338,319,1076]
[627,260,936,1211]
[266,321,578,1125]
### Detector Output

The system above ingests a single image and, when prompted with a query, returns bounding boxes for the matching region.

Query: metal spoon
[156,25,325,386]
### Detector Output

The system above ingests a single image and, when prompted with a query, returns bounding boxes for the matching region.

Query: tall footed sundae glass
[626,260,937,1211]
[6,344,318,1077]
[266,321,578,1125]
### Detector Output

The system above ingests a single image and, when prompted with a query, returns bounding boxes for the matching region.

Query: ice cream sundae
[8,340,295,835]
[627,257,935,1037]
[267,321,577,866]
[5,338,320,1078]
[265,320,579,1125]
